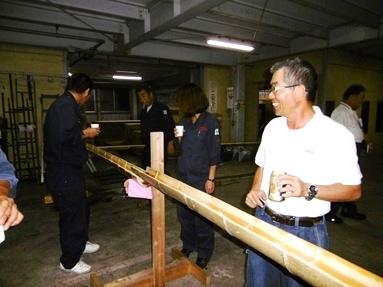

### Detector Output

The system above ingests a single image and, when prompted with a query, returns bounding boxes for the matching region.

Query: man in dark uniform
[44,73,101,274]
[136,85,175,169]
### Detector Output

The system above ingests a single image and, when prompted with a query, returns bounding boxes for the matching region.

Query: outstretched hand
[0,195,24,231]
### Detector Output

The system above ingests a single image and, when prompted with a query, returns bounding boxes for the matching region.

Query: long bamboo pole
[86,143,383,287]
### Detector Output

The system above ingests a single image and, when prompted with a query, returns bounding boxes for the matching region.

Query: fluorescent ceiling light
[116,70,137,74]
[207,39,254,52]
[113,75,142,80]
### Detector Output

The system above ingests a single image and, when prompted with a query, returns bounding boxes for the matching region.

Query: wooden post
[88,138,210,287]
[150,132,166,286]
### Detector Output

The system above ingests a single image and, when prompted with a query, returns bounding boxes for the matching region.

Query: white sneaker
[83,241,100,254]
[60,260,91,274]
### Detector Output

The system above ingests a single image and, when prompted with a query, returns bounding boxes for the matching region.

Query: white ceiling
[1,0,382,83]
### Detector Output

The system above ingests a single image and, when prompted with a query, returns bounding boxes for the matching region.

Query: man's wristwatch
[305,184,318,201]
[207,178,215,182]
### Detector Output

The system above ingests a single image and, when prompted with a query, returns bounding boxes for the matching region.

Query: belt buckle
[271,214,278,222]
[278,215,296,226]
[287,216,295,226]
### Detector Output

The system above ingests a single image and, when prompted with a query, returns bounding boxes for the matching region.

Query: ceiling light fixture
[112,75,142,81]
[207,38,254,52]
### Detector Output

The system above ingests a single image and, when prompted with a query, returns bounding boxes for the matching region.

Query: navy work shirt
[44,92,88,167]
[140,100,175,147]
[177,112,221,185]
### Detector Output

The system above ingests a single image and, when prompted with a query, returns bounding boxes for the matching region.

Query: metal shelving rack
[2,74,40,181]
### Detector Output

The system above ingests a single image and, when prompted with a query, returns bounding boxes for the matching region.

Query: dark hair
[136,85,152,95]
[270,57,318,102]
[176,83,209,117]
[66,73,94,93]
[343,84,366,100]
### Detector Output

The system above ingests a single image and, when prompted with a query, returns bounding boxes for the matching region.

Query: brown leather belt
[265,207,323,227]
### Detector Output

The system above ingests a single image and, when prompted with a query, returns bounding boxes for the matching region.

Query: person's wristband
[207,178,215,183]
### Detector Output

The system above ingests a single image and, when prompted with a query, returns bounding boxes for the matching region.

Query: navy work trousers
[46,164,89,269]
[177,202,214,258]
[176,177,214,259]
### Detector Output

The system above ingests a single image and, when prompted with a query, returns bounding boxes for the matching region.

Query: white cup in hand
[0,225,5,244]
[176,125,184,137]
[91,123,99,128]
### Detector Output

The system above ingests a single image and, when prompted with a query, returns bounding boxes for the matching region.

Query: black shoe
[325,215,343,224]
[195,257,210,269]
[181,248,193,257]
[340,211,366,220]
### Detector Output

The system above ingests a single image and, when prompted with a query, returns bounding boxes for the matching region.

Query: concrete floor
[0,150,382,287]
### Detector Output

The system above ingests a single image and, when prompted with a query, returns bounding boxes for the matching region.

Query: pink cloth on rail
[124,178,152,199]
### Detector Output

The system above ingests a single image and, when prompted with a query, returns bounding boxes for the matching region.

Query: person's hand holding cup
[86,123,101,138]
[175,125,184,137]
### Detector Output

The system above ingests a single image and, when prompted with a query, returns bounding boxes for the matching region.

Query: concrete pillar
[231,64,246,142]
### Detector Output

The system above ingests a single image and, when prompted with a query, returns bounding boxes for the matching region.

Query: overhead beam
[24,0,144,20]
[124,0,228,50]
[0,22,114,52]
[210,1,328,39]
[128,41,259,66]
[0,1,129,34]
[177,18,290,47]
[286,0,381,28]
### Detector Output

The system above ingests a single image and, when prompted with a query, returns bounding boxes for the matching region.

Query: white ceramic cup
[0,225,4,244]
[176,125,184,137]
[91,123,99,128]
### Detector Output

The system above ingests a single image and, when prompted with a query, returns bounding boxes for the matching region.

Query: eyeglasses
[265,84,299,94]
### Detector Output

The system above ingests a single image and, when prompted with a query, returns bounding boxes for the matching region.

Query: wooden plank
[92,142,259,151]
[171,248,210,286]
[103,258,208,287]
[93,120,140,146]
[105,268,154,287]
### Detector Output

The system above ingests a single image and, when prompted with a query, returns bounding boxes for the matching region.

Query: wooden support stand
[90,132,210,287]
[90,249,209,287]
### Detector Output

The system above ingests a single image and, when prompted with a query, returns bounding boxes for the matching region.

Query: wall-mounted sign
[209,80,217,113]
[227,87,234,109]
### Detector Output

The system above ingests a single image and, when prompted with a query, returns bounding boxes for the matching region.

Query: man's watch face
[309,185,317,193]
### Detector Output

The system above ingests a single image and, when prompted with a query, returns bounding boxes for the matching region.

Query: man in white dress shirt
[326,84,367,223]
